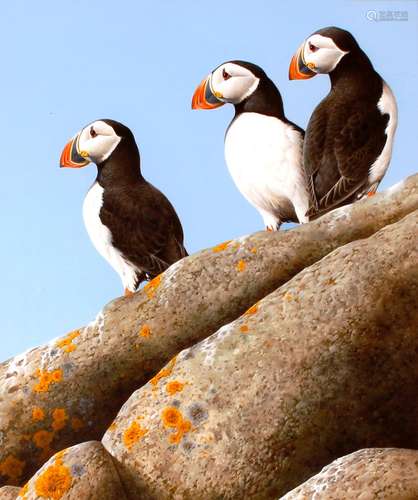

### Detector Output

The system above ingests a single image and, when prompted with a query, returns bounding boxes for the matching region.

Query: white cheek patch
[77,121,121,164]
[211,63,260,104]
[304,34,348,74]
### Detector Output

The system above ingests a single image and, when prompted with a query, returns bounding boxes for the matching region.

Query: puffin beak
[289,43,316,80]
[60,134,90,168]
[191,76,224,110]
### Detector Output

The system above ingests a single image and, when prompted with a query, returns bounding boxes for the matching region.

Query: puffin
[289,26,397,217]
[60,119,188,296]
[192,60,312,230]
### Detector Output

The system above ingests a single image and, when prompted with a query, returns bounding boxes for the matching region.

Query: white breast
[82,182,139,292]
[368,81,398,185]
[224,112,310,227]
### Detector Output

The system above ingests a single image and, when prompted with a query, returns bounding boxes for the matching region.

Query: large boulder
[16,441,127,500]
[281,448,418,499]
[102,211,418,499]
[0,175,416,486]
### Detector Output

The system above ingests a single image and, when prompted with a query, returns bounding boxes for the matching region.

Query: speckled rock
[0,486,19,499]
[17,441,127,500]
[281,448,418,499]
[103,211,418,499]
[1,175,417,486]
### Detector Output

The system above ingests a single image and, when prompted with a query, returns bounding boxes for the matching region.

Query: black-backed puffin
[289,26,397,217]
[60,119,188,296]
[192,60,312,231]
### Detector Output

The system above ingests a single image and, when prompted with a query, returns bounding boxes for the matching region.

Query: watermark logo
[366,10,409,22]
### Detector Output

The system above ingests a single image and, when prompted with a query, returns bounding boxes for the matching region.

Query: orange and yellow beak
[289,43,316,80]
[191,76,225,110]
[60,134,90,168]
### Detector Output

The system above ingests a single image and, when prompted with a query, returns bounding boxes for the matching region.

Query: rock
[0,486,19,499]
[281,448,418,499]
[0,175,417,486]
[17,441,127,500]
[102,211,418,499]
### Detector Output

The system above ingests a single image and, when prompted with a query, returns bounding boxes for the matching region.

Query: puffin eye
[309,42,319,53]
[222,68,231,80]
[90,126,97,138]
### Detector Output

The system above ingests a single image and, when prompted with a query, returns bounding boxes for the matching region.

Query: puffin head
[192,61,265,110]
[60,119,127,168]
[289,27,359,80]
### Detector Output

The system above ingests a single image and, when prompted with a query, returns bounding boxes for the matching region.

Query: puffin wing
[308,103,389,216]
[100,183,187,280]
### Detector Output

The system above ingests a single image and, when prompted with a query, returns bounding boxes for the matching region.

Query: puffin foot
[366,183,379,198]
[124,288,134,297]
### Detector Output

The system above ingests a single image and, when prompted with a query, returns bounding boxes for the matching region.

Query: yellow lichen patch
[139,324,151,338]
[71,416,84,431]
[144,274,162,299]
[123,420,148,450]
[244,303,259,316]
[150,356,177,388]
[108,421,117,432]
[236,259,246,272]
[212,240,232,253]
[166,380,185,396]
[325,277,337,286]
[18,482,29,498]
[52,408,68,432]
[250,247,257,254]
[32,406,45,421]
[55,330,80,353]
[284,292,293,302]
[33,430,54,450]
[161,407,192,444]
[33,369,63,393]
[240,325,249,334]
[0,455,25,481]
[34,457,72,500]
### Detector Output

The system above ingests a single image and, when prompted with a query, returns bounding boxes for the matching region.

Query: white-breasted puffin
[60,119,188,296]
[192,60,312,230]
[289,26,397,217]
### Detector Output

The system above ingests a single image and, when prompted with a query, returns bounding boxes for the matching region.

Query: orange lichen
[33,430,54,449]
[18,482,29,498]
[34,457,72,500]
[212,240,231,253]
[71,417,84,431]
[52,408,68,432]
[32,406,45,421]
[244,303,259,316]
[162,407,183,428]
[144,275,162,299]
[166,380,185,395]
[55,330,80,353]
[237,259,246,272]
[162,407,192,444]
[139,324,151,338]
[123,420,148,450]
[240,325,249,334]
[284,292,293,302]
[0,455,25,481]
[169,420,192,444]
[150,356,177,388]
[250,247,257,254]
[33,369,63,392]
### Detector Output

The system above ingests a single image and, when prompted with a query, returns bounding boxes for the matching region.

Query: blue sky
[0,0,417,361]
